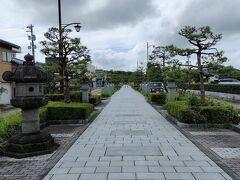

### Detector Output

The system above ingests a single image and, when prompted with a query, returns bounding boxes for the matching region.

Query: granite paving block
[136,172,165,179]
[122,166,148,172]
[79,173,107,180]
[111,130,151,136]
[149,166,176,173]
[164,172,195,180]
[108,173,136,180]
[193,172,226,180]
[96,166,122,173]
[68,167,96,174]
[106,146,162,156]
[51,174,80,180]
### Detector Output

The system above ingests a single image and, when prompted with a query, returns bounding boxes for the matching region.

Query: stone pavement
[184,129,240,178]
[43,87,233,180]
[0,124,87,180]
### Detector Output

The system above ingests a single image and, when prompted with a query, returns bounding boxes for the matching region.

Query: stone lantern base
[5,132,58,158]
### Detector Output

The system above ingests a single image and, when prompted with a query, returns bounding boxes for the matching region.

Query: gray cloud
[178,0,240,35]
[14,0,156,30]
[2,0,240,70]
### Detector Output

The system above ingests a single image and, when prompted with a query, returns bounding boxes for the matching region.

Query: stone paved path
[43,87,233,180]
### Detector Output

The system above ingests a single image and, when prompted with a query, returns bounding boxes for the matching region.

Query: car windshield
[149,83,163,87]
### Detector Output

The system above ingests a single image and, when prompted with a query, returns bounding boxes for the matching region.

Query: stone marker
[81,83,89,103]
[167,80,176,100]
[2,53,58,158]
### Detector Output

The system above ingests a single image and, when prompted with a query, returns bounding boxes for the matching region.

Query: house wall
[0,46,17,104]
[0,47,13,82]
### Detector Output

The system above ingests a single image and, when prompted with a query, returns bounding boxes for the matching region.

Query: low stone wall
[188,89,240,102]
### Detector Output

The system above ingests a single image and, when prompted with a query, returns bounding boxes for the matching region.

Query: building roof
[11,58,24,65]
[0,39,20,49]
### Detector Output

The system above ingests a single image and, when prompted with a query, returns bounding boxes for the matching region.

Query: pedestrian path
[43,87,232,180]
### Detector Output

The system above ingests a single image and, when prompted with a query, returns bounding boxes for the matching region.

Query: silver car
[218,78,240,85]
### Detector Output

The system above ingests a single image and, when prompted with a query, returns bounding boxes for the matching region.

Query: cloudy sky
[0,0,240,71]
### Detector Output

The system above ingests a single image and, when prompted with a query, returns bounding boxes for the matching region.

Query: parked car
[147,82,165,92]
[208,75,219,84]
[218,78,240,85]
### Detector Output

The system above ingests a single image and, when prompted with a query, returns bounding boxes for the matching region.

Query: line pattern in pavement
[43,87,233,180]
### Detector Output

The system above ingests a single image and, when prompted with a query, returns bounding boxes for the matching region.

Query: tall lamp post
[58,0,81,93]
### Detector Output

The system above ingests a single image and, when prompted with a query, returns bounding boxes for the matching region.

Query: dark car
[147,82,165,92]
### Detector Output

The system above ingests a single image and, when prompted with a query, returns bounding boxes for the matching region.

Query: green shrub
[114,84,121,91]
[164,101,189,120]
[197,106,234,124]
[232,109,240,124]
[181,109,206,124]
[70,91,82,102]
[148,92,167,105]
[46,94,64,101]
[187,84,240,94]
[101,90,112,97]
[0,113,21,144]
[39,107,48,123]
[89,95,101,105]
[187,95,202,106]
[46,101,94,120]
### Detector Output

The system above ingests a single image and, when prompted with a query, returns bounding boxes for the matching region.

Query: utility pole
[146,42,149,63]
[146,42,155,63]
[58,0,64,93]
[26,24,36,62]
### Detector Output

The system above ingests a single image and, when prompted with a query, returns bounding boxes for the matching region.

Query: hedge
[46,91,82,102]
[164,100,239,124]
[0,101,94,148]
[89,95,101,105]
[187,84,240,94]
[148,92,167,105]
[39,107,48,123]
[197,106,235,124]
[46,101,94,120]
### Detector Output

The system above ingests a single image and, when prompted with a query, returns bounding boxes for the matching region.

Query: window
[2,51,14,62]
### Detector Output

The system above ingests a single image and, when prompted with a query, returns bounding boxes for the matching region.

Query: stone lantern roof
[2,54,52,83]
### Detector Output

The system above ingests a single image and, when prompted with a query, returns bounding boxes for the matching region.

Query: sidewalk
[43,87,233,180]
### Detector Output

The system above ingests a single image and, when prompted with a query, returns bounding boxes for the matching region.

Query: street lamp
[61,23,81,32]
[58,0,81,93]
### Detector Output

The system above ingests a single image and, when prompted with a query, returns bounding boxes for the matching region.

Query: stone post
[21,109,40,134]
[81,83,89,103]
[167,81,177,100]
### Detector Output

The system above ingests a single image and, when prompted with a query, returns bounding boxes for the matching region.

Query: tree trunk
[197,53,205,104]
[63,63,70,103]
[64,78,71,103]
[59,68,64,93]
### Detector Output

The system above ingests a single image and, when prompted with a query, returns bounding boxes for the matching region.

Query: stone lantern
[2,54,57,158]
